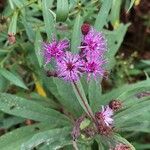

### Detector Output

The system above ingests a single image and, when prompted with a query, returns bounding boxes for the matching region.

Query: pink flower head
[101,105,113,126]
[81,28,107,58]
[84,57,106,80]
[95,105,113,127]
[56,51,84,81]
[43,39,69,64]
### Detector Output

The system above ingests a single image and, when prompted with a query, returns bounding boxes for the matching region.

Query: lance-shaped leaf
[8,11,18,34]
[42,0,55,41]
[105,23,129,70]
[115,97,150,127]
[109,0,122,27]
[0,93,70,125]
[21,127,71,150]
[71,14,83,53]
[88,79,102,112]
[0,123,62,150]
[102,79,150,104]
[56,0,69,22]
[94,0,112,31]
[53,78,83,117]
[34,30,43,67]
[0,68,28,90]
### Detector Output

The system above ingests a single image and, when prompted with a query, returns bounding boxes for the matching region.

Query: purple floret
[84,57,106,80]
[81,28,107,59]
[56,52,84,82]
[43,39,69,64]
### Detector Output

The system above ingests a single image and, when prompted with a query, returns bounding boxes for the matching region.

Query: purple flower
[81,28,107,58]
[100,105,113,126]
[95,105,113,127]
[56,52,84,81]
[84,57,106,80]
[43,39,69,64]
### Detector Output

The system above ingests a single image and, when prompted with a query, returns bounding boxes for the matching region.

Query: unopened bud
[46,71,58,77]
[8,33,16,44]
[109,100,122,111]
[81,23,91,35]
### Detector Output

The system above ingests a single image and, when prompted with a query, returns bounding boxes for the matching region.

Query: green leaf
[8,0,15,9]
[105,23,129,70]
[56,0,69,22]
[88,79,102,112]
[11,0,25,8]
[141,60,150,65]
[78,144,92,150]
[80,118,91,130]
[53,78,83,116]
[0,68,28,90]
[42,0,55,41]
[95,136,105,150]
[39,140,72,150]
[80,76,89,96]
[0,117,25,129]
[34,30,43,67]
[102,79,150,104]
[122,121,150,133]
[8,11,18,34]
[21,127,71,150]
[133,143,150,149]
[127,0,135,12]
[21,16,35,42]
[0,93,70,125]
[0,74,9,92]
[29,92,59,110]
[42,75,62,100]
[71,14,83,53]
[0,122,60,150]
[42,67,83,117]
[109,0,122,26]
[115,98,150,127]
[94,0,112,31]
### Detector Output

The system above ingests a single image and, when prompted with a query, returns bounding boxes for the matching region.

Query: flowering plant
[0,0,150,150]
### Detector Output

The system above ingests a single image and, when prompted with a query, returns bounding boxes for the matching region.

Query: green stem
[72,140,79,150]
[73,82,95,122]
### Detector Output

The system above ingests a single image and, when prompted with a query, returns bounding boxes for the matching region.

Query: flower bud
[8,33,16,44]
[46,70,58,77]
[109,100,122,112]
[81,23,91,35]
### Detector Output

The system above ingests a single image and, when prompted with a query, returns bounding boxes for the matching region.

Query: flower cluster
[42,23,107,82]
